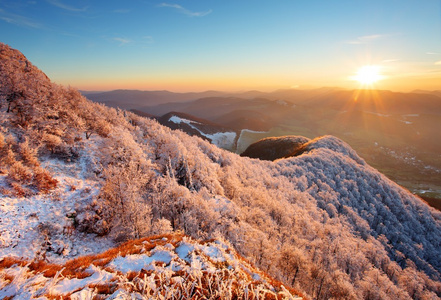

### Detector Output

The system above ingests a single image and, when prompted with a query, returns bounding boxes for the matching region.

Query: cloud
[113,37,131,46]
[158,3,212,17]
[435,61,441,65]
[46,0,88,12]
[427,52,441,55]
[345,34,384,45]
[113,9,130,14]
[0,8,42,28]
[108,35,154,47]
[143,36,154,44]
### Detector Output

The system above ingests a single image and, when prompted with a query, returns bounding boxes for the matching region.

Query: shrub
[7,161,32,184]
[94,119,112,138]
[10,182,32,197]
[42,133,62,153]
[1,148,16,166]
[99,162,153,241]
[19,139,39,167]
[33,167,58,193]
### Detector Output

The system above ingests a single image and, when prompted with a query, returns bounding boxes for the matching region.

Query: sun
[352,65,384,85]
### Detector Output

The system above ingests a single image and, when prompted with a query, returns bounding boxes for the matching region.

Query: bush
[94,119,112,138]
[42,133,62,153]
[33,167,58,193]
[7,161,32,184]
[19,139,39,167]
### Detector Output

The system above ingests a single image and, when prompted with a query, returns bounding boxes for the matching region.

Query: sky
[1,0,440,92]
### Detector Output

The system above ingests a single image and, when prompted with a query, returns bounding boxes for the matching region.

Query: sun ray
[351,65,384,86]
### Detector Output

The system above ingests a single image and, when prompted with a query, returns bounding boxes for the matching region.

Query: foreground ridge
[0,233,302,299]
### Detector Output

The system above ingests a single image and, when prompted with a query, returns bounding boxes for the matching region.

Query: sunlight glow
[352,65,384,85]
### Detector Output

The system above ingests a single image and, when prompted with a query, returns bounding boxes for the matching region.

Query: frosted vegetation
[0,234,301,299]
[1,42,441,299]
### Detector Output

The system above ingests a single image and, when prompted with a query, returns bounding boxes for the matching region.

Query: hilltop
[1,43,441,299]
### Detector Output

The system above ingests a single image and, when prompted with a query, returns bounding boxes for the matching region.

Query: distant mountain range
[82,89,229,109]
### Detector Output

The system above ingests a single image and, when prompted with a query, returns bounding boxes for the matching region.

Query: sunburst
[352,65,384,85]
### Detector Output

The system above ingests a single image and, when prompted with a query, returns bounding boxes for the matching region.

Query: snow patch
[169,115,201,125]
[169,115,236,149]
[201,131,236,149]
[175,243,195,263]
[364,111,390,117]
[109,249,175,273]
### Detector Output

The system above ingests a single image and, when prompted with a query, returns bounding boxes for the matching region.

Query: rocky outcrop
[241,135,310,161]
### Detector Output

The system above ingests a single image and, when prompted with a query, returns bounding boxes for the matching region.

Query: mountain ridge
[1,42,441,299]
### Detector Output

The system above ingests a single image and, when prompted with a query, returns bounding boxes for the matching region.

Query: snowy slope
[0,136,114,262]
[1,42,441,299]
[0,234,302,299]
[168,115,236,149]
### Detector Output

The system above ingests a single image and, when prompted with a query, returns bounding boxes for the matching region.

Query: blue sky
[1,0,440,91]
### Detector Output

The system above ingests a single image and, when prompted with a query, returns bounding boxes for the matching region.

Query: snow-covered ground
[236,129,268,153]
[169,115,236,150]
[0,234,302,299]
[169,116,200,126]
[0,137,114,263]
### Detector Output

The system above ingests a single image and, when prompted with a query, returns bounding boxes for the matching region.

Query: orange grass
[0,233,305,299]
[87,282,118,295]
[0,257,23,270]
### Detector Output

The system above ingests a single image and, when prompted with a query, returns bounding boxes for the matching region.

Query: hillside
[2,43,441,299]
[0,233,301,299]
[99,87,441,207]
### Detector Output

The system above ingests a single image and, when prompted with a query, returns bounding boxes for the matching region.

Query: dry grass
[0,134,57,195]
[27,260,61,277]
[0,257,22,270]
[45,294,71,300]
[88,282,117,295]
[0,233,305,299]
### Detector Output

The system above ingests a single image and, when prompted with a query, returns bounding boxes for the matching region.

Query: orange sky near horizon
[62,71,440,93]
